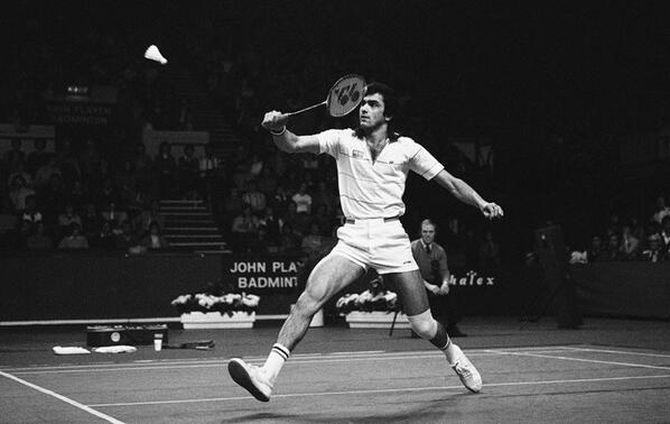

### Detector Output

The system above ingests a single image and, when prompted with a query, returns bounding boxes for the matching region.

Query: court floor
[1,318,669,423]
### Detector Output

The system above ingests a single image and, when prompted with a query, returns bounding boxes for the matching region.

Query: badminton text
[237,276,299,289]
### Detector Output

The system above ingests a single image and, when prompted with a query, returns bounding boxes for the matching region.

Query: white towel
[52,346,91,355]
[93,345,138,354]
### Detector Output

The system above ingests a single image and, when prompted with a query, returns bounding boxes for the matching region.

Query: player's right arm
[262,111,320,154]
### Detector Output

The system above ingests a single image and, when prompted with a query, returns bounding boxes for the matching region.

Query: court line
[565,346,670,359]
[2,347,576,373]
[89,374,670,407]
[0,370,126,423]
[488,350,670,371]
[5,352,448,375]
[7,349,577,375]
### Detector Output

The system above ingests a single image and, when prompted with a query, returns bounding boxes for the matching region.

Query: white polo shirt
[317,129,444,219]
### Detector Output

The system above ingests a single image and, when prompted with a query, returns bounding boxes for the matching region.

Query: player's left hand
[481,202,504,220]
[439,283,450,295]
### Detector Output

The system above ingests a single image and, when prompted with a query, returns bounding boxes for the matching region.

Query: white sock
[262,343,290,384]
[441,340,459,365]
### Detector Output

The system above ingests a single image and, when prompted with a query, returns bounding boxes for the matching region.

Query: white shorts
[330,218,419,275]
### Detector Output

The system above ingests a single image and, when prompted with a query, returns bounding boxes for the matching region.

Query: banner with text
[222,256,304,293]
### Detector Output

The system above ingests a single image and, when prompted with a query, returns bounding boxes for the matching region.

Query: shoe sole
[228,359,270,402]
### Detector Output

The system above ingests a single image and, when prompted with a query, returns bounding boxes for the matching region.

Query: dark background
[1,1,669,318]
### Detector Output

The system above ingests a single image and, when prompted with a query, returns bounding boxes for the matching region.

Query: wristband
[269,126,287,136]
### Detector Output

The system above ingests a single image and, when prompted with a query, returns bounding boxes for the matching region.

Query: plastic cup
[154,333,163,351]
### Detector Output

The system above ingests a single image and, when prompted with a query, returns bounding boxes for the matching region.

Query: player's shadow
[218,394,467,424]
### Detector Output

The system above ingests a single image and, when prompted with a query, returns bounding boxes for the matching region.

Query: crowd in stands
[583,197,670,263]
[1,136,179,252]
[2,2,666,272]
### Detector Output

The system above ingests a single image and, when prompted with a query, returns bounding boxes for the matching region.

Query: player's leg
[276,253,364,350]
[228,252,365,401]
[385,270,482,393]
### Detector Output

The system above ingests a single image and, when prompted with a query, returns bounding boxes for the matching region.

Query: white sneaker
[449,345,482,393]
[227,358,273,402]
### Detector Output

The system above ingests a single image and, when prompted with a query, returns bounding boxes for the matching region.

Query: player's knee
[408,310,438,339]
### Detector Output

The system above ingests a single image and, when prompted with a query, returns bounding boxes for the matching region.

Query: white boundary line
[89,374,670,408]
[2,347,577,373]
[0,314,288,326]
[488,350,670,371]
[565,346,670,358]
[6,349,578,375]
[0,370,126,423]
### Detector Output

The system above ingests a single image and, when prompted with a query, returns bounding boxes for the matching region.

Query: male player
[228,82,504,401]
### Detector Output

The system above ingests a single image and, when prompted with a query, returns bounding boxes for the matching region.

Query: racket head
[325,74,366,117]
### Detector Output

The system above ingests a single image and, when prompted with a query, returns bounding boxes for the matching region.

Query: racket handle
[284,100,327,118]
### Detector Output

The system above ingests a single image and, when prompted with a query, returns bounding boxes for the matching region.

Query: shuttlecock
[144,44,167,65]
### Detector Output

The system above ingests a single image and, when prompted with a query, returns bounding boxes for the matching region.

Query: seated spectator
[301,223,324,256]
[93,220,117,249]
[312,204,334,237]
[231,205,258,251]
[133,199,164,238]
[291,183,312,214]
[247,225,271,255]
[222,187,243,227]
[139,222,170,250]
[40,173,67,220]
[242,180,267,213]
[115,159,137,206]
[21,195,43,235]
[8,175,35,213]
[641,234,666,263]
[26,221,53,250]
[4,139,26,174]
[67,180,88,209]
[652,195,670,225]
[605,212,622,238]
[133,143,153,190]
[248,153,264,178]
[277,222,301,254]
[128,184,151,215]
[199,144,220,181]
[603,233,622,261]
[312,181,335,215]
[7,161,32,192]
[57,203,82,228]
[58,223,89,249]
[258,206,282,246]
[79,139,102,182]
[661,216,670,252]
[271,183,291,216]
[619,224,640,260]
[155,142,176,198]
[101,201,128,229]
[283,201,310,236]
[26,139,51,176]
[81,203,101,240]
[257,166,277,196]
[478,230,501,272]
[178,145,200,200]
[115,221,137,250]
[96,177,118,209]
[55,138,81,187]
[587,235,604,262]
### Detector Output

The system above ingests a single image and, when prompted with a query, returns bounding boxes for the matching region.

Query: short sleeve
[317,129,344,158]
[407,140,444,180]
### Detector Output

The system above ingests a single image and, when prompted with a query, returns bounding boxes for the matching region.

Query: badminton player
[228,82,504,401]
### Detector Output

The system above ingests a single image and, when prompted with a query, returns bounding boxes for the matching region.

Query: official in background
[411,219,466,337]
